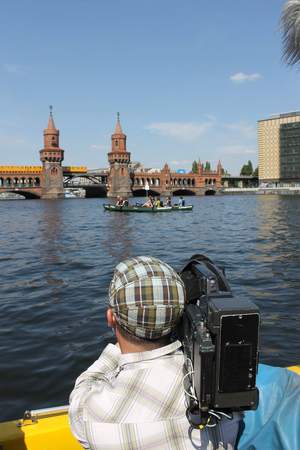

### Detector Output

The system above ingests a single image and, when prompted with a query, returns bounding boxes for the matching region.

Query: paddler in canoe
[154,196,166,208]
[178,196,185,207]
[142,195,155,208]
[166,196,172,206]
[115,196,124,206]
[115,196,129,207]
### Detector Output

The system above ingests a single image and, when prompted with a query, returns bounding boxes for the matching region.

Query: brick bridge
[0,166,91,199]
[0,108,98,199]
[0,166,43,199]
[131,163,222,196]
[62,164,223,197]
[106,115,223,197]
[0,111,233,199]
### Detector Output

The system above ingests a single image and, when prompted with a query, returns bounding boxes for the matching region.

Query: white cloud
[145,121,213,141]
[223,122,256,139]
[2,63,21,74]
[230,72,262,83]
[219,145,256,156]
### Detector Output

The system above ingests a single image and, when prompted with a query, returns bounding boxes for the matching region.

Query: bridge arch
[84,185,107,198]
[4,189,40,199]
[132,188,160,197]
[205,189,216,196]
[172,189,195,196]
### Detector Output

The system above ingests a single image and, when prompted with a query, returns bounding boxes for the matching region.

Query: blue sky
[0,0,298,174]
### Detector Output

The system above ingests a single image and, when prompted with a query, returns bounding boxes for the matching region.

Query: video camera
[178,254,260,426]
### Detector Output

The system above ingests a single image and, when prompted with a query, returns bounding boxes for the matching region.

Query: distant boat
[103,204,173,212]
[64,189,85,199]
[64,191,77,199]
[103,204,193,212]
[0,193,25,200]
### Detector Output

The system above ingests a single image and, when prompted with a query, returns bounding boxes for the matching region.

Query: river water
[0,195,300,421]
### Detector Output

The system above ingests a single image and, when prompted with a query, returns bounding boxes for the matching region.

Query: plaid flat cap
[109,256,186,340]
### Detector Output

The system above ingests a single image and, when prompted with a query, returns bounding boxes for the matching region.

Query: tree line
[240,160,258,177]
[191,160,257,177]
[192,160,212,173]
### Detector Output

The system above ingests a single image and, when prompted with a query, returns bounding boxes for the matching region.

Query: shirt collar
[119,340,182,367]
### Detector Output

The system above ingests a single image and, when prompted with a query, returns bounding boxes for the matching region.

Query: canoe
[171,205,193,211]
[0,365,299,450]
[103,204,173,212]
[103,205,193,212]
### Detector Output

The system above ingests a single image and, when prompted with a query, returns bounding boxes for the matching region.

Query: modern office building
[258,111,300,184]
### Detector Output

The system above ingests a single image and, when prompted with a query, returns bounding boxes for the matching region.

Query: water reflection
[102,212,133,264]
[1,196,300,421]
[38,200,68,298]
[253,196,300,364]
[39,200,64,263]
[255,196,300,267]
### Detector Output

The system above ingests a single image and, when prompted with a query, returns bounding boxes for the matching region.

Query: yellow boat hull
[0,366,299,450]
[0,407,81,450]
[288,365,300,375]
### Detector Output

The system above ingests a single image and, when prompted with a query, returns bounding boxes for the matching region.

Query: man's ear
[107,308,117,328]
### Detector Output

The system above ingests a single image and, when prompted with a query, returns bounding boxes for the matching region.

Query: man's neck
[116,328,169,354]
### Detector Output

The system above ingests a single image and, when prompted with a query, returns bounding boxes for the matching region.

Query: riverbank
[222,187,300,195]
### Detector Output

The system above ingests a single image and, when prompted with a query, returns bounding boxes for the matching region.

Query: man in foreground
[69,256,240,449]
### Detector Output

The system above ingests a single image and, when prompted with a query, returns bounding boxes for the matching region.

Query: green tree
[253,166,259,177]
[240,165,249,175]
[240,160,253,176]
[247,160,253,174]
[192,160,198,173]
[204,161,211,171]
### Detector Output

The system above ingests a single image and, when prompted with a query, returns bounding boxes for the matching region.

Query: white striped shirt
[69,341,240,450]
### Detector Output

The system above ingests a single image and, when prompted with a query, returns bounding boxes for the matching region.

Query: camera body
[178,255,260,423]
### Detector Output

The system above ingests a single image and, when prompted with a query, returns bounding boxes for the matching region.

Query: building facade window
[280,122,300,181]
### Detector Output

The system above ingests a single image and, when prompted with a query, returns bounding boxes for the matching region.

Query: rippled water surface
[1,195,300,420]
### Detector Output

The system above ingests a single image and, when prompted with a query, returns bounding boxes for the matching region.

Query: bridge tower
[39,106,64,199]
[217,160,223,175]
[107,113,132,198]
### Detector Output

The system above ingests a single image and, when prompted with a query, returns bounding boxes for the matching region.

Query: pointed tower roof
[47,105,56,130]
[114,112,123,134]
[217,160,222,172]
[198,158,203,174]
